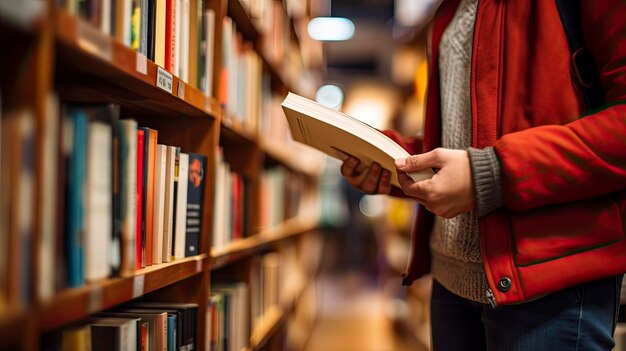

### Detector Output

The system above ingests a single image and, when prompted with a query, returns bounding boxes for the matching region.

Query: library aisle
[305,273,427,351]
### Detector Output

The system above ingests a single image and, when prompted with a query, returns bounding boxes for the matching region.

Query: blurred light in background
[308,17,355,41]
[343,84,399,130]
[391,46,423,86]
[359,195,386,218]
[394,0,442,27]
[315,84,344,109]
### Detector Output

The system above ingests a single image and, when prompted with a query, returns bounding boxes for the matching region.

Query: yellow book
[155,0,167,67]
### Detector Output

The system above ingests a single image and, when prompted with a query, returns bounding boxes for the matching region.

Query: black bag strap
[554,0,605,114]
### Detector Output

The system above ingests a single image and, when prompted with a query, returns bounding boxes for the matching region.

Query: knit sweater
[431,0,489,303]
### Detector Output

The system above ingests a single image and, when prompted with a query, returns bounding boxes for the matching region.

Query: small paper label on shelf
[177,82,185,99]
[88,286,103,313]
[136,53,147,75]
[156,67,173,93]
[205,98,210,112]
[133,275,145,298]
[77,20,112,62]
[196,259,202,272]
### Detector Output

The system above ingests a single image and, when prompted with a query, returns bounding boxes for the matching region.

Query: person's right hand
[340,157,392,195]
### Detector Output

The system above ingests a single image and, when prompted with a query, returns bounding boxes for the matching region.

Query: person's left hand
[395,148,475,218]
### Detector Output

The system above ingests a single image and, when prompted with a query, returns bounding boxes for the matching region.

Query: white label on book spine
[77,20,112,62]
[177,82,185,100]
[156,67,173,94]
[132,275,145,298]
[88,286,103,313]
[136,53,147,75]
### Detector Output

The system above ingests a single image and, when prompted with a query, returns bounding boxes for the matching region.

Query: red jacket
[393,0,626,306]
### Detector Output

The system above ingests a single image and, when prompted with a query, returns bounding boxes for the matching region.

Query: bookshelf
[0,0,324,350]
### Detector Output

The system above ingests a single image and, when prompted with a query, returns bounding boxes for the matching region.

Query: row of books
[219,15,263,130]
[212,148,251,251]
[59,102,208,289]
[209,283,249,351]
[207,247,305,351]
[0,96,209,310]
[58,0,216,95]
[42,301,198,351]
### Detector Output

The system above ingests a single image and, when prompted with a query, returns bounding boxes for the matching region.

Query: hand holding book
[395,148,475,218]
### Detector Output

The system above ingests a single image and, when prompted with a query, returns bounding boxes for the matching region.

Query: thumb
[395,148,445,172]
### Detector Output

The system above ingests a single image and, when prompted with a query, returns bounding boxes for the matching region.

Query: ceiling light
[307,17,355,41]
[315,84,344,109]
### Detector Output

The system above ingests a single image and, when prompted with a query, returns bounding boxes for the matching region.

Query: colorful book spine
[185,153,207,256]
[173,153,189,259]
[117,119,137,277]
[65,109,88,288]
[135,129,145,269]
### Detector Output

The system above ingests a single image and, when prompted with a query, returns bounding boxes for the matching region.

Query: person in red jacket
[341,0,626,350]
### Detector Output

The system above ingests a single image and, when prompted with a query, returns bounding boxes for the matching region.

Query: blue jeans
[430,275,623,351]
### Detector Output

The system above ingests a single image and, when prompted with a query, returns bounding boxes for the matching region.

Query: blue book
[167,314,176,351]
[65,109,88,287]
[185,153,207,257]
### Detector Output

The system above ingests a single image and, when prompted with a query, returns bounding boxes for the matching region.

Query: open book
[281,92,433,188]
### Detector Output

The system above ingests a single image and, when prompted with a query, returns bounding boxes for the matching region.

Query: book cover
[104,310,166,351]
[65,109,88,288]
[38,94,60,300]
[154,0,167,67]
[173,152,188,259]
[129,302,197,351]
[1,108,35,304]
[281,92,433,187]
[164,0,176,72]
[139,127,158,266]
[85,120,113,282]
[153,144,167,264]
[61,324,92,351]
[146,0,157,60]
[167,314,176,351]
[89,317,138,351]
[136,129,145,269]
[188,0,199,88]
[162,145,177,263]
[185,153,207,257]
[117,119,137,277]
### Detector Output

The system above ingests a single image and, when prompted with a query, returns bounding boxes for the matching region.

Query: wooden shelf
[249,305,284,350]
[54,10,221,120]
[39,255,206,331]
[210,204,319,270]
[220,116,259,145]
[260,136,324,177]
[0,308,29,348]
[227,0,260,42]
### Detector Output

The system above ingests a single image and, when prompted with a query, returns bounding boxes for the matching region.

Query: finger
[340,157,360,178]
[360,163,382,193]
[398,173,430,199]
[377,170,392,195]
[396,148,445,172]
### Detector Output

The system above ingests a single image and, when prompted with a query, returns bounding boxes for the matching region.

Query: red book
[164,0,176,72]
[136,130,145,269]
[145,129,158,265]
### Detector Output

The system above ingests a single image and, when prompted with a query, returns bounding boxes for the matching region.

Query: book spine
[117,120,137,277]
[152,144,166,264]
[174,153,188,259]
[165,0,176,72]
[185,153,206,256]
[66,110,87,288]
[162,146,176,263]
[85,120,113,282]
[136,130,144,269]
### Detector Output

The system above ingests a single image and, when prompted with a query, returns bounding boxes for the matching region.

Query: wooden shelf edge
[259,136,324,177]
[39,254,206,331]
[249,305,285,350]
[210,212,319,270]
[54,9,220,120]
